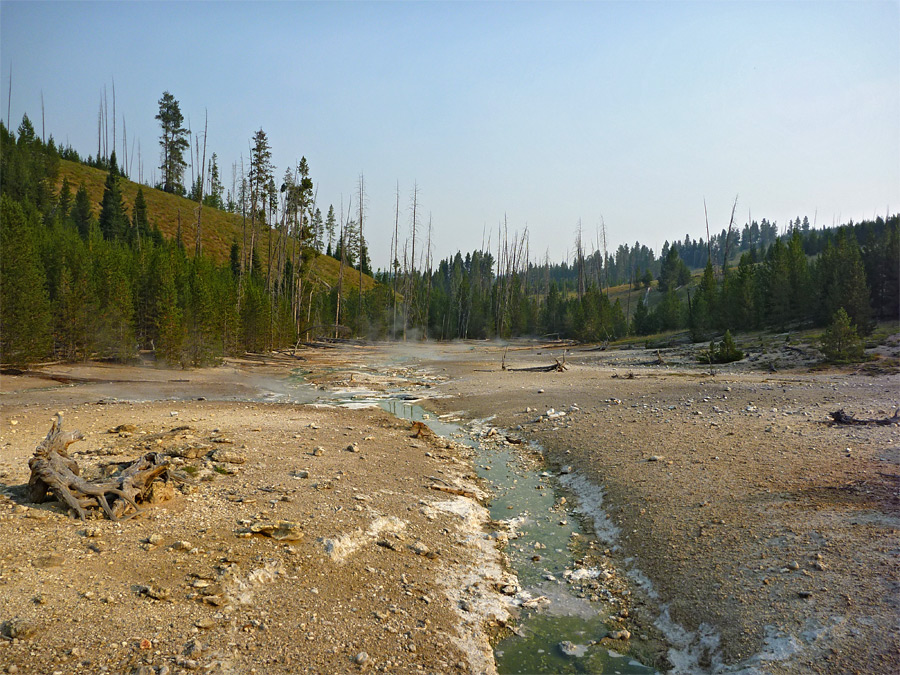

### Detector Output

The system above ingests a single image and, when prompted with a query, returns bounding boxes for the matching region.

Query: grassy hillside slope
[55,160,377,292]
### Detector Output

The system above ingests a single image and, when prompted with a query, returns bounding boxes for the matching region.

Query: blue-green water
[377,399,655,675]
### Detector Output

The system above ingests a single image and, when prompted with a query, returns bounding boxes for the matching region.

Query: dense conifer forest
[1,101,897,367]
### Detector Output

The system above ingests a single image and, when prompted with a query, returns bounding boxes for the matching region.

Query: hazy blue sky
[2,1,898,269]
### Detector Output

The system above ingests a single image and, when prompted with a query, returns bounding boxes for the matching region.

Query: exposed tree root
[27,414,181,521]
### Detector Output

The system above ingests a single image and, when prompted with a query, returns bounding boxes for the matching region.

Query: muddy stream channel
[288,363,658,675]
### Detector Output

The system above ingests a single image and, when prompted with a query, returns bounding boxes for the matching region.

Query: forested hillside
[0,118,384,366]
[1,108,897,367]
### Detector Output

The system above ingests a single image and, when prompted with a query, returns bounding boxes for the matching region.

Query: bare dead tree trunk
[600,215,610,298]
[194,111,207,259]
[424,214,433,339]
[335,195,350,338]
[404,183,420,340]
[401,238,410,341]
[575,218,586,300]
[721,194,739,278]
[122,116,127,176]
[357,173,365,335]
[704,197,712,266]
[111,79,116,159]
[391,182,399,340]
[5,64,11,130]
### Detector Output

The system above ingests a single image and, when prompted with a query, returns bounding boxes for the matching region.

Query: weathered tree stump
[28,414,176,521]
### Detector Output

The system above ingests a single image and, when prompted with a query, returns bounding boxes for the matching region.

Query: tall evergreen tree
[70,183,94,240]
[98,152,128,240]
[815,229,872,333]
[202,152,224,209]
[131,187,151,243]
[325,205,337,256]
[156,91,189,194]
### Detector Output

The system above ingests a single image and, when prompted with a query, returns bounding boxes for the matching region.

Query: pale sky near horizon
[2,0,898,269]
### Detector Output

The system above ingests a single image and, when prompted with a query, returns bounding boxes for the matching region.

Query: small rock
[559,465,573,474]
[146,534,164,546]
[33,554,65,568]
[137,585,171,601]
[608,629,631,640]
[243,520,303,541]
[558,640,587,657]
[209,448,245,464]
[171,540,193,551]
[1,618,38,640]
[647,455,664,462]
[312,446,325,456]
[175,656,199,670]
[411,541,429,556]
[346,443,360,453]
[354,651,369,665]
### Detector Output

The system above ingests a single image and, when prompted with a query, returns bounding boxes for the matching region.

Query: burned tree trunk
[28,414,177,521]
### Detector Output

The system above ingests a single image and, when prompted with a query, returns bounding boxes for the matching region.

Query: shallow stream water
[345,396,655,674]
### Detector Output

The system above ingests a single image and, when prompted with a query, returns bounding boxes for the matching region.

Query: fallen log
[28,414,181,521]
[828,409,900,426]
[509,355,568,372]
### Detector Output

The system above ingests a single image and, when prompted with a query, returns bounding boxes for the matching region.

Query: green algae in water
[376,399,657,675]
[496,615,655,674]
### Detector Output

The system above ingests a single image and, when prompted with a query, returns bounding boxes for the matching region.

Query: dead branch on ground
[828,409,900,427]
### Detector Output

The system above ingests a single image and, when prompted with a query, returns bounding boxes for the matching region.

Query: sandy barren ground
[0,357,512,675]
[0,339,898,675]
[420,340,900,674]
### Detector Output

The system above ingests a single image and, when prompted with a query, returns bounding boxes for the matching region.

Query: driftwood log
[829,409,900,426]
[508,352,568,372]
[28,414,176,521]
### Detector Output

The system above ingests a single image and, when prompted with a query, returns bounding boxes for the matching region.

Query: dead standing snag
[28,414,177,521]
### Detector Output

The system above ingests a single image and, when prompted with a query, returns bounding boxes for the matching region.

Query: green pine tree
[156,91,190,195]
[820,308,864,363]
[98,152,128,240]
[0,195,52,364]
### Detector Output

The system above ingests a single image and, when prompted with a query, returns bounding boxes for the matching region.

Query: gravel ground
[1,339,897,675]
[0,357,511,675]
[421,340,900,674]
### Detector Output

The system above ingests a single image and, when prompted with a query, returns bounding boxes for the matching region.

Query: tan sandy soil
[1,339,898,675]
[0,355,512,675]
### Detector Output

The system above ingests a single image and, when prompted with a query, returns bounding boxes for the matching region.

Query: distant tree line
[2,100,897,367]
